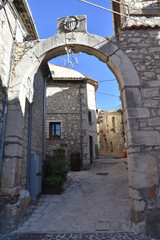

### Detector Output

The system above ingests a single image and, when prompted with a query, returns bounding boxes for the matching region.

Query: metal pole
[26,103,32,191]
[79,0,145,24]
[42,78,46,162]
[79,0,129,18]
[79,85,83,167]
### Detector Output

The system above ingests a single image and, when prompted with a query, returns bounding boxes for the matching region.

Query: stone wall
[0,1,26,153]
[21,100,29,189]
[20,68,44,190]
[0,2,45,232]
[124,0,160,27]
[31,69,44,156]
[2,11,160,236]
[45,80,89,166]
[110,28,160,234]
[0,80,6,145]
[98,110,125,156]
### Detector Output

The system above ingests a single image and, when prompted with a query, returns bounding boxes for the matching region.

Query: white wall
[86,83,98,160]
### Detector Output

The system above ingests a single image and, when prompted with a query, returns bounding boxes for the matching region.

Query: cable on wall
[0,0,14,10]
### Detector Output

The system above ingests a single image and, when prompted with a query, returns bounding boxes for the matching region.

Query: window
[88,111,92,123]
[110,141,113,153]
[49,122,61,138]
[112,116,115,128]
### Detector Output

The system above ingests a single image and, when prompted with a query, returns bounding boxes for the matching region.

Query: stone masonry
[115,28,160,235]
[0,2,160,237]
[111,0,160,235]
[97,110,125,156]
[0,0,47,233]
[45,64,98,166]
[46,80,85,163]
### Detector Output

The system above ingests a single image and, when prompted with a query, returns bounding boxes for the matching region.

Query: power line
[97,106,122,110]
[98,79,116,82]
[79,0,151,26]
[96,91,120,98]
[0,0,13,10]
[47,84,121,112]
[87,89,120,98]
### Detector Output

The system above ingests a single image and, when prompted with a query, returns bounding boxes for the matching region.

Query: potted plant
[52,134,59,138]
[70,150,81,171]
[53,144,67,163]
[42,156,67,194]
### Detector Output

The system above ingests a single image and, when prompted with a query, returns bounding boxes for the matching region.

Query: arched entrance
[2,15,159,233]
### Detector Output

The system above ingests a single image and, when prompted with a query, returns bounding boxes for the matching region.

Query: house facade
[45,64,98,166]
[97,110,125,156]
[0,0,50,232]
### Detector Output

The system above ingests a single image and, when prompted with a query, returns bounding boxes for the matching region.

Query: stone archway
[2,15,160,233]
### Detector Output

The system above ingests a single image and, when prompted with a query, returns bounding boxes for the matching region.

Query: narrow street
[0,157,157,239]
[17,157,131,233]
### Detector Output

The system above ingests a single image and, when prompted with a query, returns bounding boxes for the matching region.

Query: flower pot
[42,181,63,194]
[70,153,81,171]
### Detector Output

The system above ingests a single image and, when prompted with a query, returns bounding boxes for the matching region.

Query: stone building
[0,0,51,233]
[45,64,98,165]
[0,0,160,236]
[97,110,125,156]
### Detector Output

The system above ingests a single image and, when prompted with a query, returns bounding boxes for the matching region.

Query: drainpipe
[42,77,46,161]
[79,84,83,167]
[42,74,51,161]
[26,73,50,191]
[26,103,32,191]
[0,19,18,182]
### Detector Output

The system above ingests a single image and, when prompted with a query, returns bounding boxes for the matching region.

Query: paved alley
[16,157,131,233]
[0,158,158,239]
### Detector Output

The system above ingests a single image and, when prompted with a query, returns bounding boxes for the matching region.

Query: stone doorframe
[2,16,160,232]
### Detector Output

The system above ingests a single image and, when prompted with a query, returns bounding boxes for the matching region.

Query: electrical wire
[79,0,157,26]
[0,0,13,10]
[89,89,120,98]
[98,79,116,82]
[3,7,14,38]
[97,106,122,110]
[97,92,119,98]
[0,0,7,10]
[47,82,121,113]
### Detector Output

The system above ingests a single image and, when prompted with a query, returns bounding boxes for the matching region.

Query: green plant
[43,157,67,189]
[71,150,80,155]
[52,162,67,178]
[55,148,65,156]
[52,134,59,138]
[55,144,67,157]
[43,156,54,177]
[45,175,65,188]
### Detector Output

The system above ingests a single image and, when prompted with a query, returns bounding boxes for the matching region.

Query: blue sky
[28,0,121,110]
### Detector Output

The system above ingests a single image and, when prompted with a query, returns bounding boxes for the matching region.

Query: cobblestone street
[0,158,159,239]
[16,158,131,233]
[0,232,157,240]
